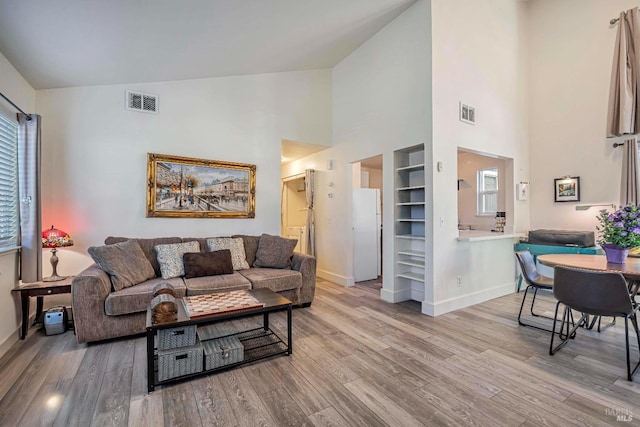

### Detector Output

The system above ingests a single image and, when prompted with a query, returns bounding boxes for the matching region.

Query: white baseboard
[317,269,355,287]
[421,281,515,317]
[380,286,412,303]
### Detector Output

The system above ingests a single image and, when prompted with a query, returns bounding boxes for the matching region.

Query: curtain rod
[0,91,31,120]
[611,8,640,25]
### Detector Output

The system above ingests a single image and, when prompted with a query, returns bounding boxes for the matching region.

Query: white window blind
[477,168,498,215]
[0,113,19,248]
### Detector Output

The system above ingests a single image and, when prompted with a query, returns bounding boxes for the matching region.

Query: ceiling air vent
[126,91,158,114]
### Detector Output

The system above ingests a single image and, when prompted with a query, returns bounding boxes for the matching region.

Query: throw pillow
[155,241,200,279]
[207,237,250,270]
[253,233,298,269]
[88,239,156,291]
[183,250,233,279]
[232,234,260,267]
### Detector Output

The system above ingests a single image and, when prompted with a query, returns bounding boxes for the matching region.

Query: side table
[12,276,73,340]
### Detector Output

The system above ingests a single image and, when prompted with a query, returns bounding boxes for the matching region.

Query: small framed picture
[554,176,580,202]
[459,102,476,125]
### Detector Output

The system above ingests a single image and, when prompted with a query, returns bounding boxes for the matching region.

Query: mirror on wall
[457,148,513,232]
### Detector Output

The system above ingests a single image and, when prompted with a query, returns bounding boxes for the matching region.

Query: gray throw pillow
[155,241,201,279]
[207,237,250,270]
[88,239,156,291]
[253,233,298,269]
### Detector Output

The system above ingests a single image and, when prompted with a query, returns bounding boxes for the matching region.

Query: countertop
[457,230,525,242]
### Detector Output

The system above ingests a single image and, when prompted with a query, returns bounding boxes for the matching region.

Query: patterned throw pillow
[206,237,250,270]
[88,239,156,291]
[155,241,201,279]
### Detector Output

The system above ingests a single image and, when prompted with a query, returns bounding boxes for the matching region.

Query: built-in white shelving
[394,144,426,302]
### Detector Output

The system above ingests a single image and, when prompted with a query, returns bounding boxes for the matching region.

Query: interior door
[353,188,380,282]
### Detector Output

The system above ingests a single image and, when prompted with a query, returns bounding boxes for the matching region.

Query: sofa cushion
[207,237,250,270]
[232,235,260,267]
[105,277,187,316]
[239,268,302,293]
[253,234,297,269]
[88,240,156,291]
[154,241,200,279]
[184,271,251,296]
[183,250,233,279]
[105,236,182,277]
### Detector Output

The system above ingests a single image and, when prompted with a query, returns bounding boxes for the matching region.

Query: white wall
[529,0,636,232]
[36,70,332,275]
[429,0,529,314]
[0,51,36,356]
[282,0,432,289]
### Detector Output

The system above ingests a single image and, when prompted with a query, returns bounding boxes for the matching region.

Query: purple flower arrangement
[596,204,640,249]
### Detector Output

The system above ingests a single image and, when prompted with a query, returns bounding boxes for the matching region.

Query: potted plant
[596,204,640,263]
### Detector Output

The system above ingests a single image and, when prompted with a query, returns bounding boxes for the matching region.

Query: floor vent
[126,91,158,114]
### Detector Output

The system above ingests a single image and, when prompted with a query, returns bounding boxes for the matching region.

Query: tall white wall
[430,0,529,314]
[529,0,636,232]
[0,51,36,356]
[36,70,332,275]
[282,0,432,288]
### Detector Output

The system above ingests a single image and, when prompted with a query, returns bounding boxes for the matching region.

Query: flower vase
[602,243,630,264]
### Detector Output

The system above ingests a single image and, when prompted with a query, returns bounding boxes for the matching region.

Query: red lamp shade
[42,226,74,248]
[42,225,73,282]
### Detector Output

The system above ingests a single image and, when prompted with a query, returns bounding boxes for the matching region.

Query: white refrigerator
[353,188,381,282]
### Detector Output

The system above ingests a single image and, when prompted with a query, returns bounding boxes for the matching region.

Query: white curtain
[607,7,640,137]
[17,113,42,283]
[304,169,315,257]
[621,138,640,205]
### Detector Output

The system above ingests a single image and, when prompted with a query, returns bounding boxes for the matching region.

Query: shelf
[395,234,425,240]
[396,163,425,172]
[398,260,425,268]
[398,250,425,258]
[153,328,287,386]
[397,218,425,222]
[396,272,425,282]
[396,202,425,206]
[397,187,425,192]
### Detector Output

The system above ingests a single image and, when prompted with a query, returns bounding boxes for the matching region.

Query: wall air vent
[126,91,158,114]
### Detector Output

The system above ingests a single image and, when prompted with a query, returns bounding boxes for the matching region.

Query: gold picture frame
[146,153,256,218]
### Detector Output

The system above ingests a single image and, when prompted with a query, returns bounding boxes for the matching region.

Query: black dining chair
[515,251,555,331]
[550,266,640,381]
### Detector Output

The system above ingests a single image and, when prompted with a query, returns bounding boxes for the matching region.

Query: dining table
[537,253,640,299]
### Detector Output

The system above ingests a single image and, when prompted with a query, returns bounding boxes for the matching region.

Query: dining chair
[550,266,640,381]
[515,251,555,332]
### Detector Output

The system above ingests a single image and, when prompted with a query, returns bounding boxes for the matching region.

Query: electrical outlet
[456,276,462,287]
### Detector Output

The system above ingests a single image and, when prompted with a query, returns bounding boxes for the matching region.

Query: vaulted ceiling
[0,0,416,90]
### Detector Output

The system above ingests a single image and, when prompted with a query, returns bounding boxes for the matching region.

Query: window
[0,113,19,248]
[477,168,498,215]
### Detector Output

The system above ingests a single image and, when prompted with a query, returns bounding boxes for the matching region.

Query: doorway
[351,155,383,288]
[281,174,307,253]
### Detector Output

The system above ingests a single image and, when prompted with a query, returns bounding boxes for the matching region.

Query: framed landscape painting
[554,176,580,202]
[146,153,256,218]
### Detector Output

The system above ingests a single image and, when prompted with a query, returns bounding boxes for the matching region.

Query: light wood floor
[2,280,640,426]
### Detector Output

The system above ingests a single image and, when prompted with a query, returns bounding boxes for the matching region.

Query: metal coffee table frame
[146,288,292,392]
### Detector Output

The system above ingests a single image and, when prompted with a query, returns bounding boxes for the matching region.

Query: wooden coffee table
[146,288,292,392]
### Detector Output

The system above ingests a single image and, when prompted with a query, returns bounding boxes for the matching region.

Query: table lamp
[42,225,74,282]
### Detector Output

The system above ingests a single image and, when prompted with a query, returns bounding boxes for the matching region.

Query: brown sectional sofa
[72,235,316,343]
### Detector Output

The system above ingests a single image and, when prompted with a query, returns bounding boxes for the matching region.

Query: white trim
[317,269,354,287]
[380,286,412,303]
[421,281,514,317]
